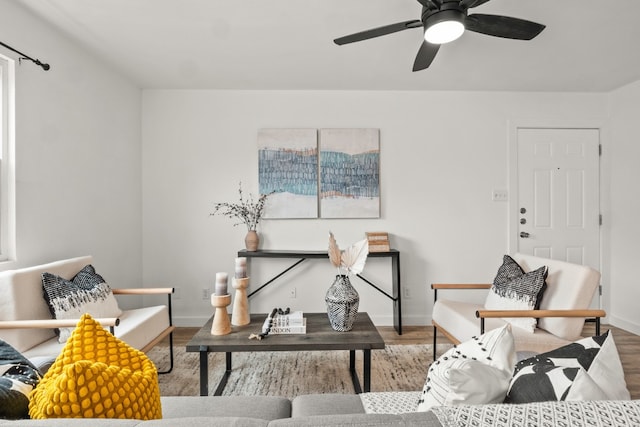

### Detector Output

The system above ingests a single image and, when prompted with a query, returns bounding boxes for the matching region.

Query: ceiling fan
[333,0,545,71]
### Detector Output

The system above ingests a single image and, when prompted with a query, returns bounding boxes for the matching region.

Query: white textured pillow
[417,325,516,412]
[41,265,122,343]
[428,360,511,409]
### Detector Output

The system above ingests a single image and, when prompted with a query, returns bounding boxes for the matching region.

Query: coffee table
[186,312,386,396]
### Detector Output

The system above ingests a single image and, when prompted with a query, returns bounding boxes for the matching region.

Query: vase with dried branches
[210,182,270,251]
[326,232,369,331]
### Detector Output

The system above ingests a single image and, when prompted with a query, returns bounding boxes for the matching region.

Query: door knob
[520,232,530,238]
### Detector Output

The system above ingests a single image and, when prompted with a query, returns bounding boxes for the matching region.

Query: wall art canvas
[258,128,319,218]
[319,128,380,218]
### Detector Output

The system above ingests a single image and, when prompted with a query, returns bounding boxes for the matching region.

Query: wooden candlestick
[231,277,250,326]
[210,294,232,335]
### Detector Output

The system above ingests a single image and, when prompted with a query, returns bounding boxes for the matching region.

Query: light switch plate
[492,189,509,202]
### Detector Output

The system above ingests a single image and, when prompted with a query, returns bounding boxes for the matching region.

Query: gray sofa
[5,395,640,426]
[0,394,440,426]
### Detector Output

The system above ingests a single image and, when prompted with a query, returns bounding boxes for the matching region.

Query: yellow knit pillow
[29,314,162,420]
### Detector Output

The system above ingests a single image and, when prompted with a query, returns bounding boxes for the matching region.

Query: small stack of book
[366,232,390,252]
[264,311,307,334]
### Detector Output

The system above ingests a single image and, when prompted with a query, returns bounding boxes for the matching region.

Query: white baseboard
[608,315,640,336]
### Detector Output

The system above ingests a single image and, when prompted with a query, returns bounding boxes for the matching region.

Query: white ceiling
[15,0,640,92]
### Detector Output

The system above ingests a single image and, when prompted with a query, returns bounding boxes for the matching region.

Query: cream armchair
[0,256,175,373]
[431,253,606,359]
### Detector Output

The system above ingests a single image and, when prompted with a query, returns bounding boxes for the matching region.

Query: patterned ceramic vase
[325,274,359,331]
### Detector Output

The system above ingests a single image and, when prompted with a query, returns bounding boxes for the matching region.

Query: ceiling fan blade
[415,0,439,8]
[412,41,440,71]
[460,0,491,9]
[466,14,545,40]
[334,20,422,45]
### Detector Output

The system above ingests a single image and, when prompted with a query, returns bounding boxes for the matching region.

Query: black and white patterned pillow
[42,264,122,343]
[493,254,527,286]
[512,332,606,374]
[0,340,42,419]
[506,364,607,402]
[505,331,630,403]
[484,255,547,332]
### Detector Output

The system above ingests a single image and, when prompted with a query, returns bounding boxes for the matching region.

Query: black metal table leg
[363,349,371,392]
[199,347,208,396]
[213,352,233,396]
[392,252,402,335]
[349,350,363,394]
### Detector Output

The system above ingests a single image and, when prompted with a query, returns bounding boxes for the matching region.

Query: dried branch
[210,182,271,231]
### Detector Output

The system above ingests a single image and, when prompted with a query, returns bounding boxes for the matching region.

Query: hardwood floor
[170,323,640,399]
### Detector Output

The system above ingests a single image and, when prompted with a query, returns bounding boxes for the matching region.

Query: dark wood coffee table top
[186,312,385,353]
[186,312,385,395]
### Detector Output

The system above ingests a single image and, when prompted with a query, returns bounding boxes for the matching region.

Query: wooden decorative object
[210,294,232,335]
[231,277,250,326]
[366,232,390,252]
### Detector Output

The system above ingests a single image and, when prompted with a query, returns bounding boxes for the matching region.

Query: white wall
[607,80,640,334]
[141,90,610,327]
[6,1,639,332]
[0,2,143,307]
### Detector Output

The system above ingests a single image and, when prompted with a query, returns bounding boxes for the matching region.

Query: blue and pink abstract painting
[258,129,319,218]
[319,128,380,218]
[258,128,380,219]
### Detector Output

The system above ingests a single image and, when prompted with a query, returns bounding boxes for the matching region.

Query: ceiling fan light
[425,20,465,44]
[424,9,466,44]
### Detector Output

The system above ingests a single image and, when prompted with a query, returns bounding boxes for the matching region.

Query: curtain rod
[0,41,50,71]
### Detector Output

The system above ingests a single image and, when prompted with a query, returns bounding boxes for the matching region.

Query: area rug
[147,343,451,398]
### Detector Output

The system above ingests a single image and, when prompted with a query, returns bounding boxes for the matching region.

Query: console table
[237,249,402,334]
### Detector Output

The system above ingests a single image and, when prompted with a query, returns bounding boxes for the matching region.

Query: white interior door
[516,128,600,273]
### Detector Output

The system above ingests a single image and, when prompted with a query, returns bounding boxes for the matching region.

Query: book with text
[269,318,307,334]
[272,311,305,327]
[262,310,307,334]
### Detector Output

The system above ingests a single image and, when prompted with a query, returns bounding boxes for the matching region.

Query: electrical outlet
[289,287,297,298]
[202,288,210,300]
[403,288,411,299]
[492,189,509,202]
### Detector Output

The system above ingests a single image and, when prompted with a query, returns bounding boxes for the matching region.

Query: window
[0,53,15,262]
